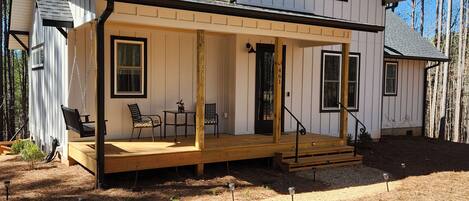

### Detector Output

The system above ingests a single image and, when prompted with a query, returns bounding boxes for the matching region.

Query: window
[320,51,360,112]
[111,36,147,98]
[31,44,44,70]
[384,62,398,96]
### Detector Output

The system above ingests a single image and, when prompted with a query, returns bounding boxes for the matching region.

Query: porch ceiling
[105,2,351,45]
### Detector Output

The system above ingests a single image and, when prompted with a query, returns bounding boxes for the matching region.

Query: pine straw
[1,136,469,201]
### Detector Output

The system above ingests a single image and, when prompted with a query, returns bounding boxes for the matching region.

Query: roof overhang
[114,0,384,33]
[384,54,450,62]
[9,0,33,50]
[107,2,352,45]
[36,0,74,28]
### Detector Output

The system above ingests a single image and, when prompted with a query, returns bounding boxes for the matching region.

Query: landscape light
[382,173,390,192]
[228,183,235,201]
[288,186,295,201]
[4,180,11,201]
[401,163,406,177]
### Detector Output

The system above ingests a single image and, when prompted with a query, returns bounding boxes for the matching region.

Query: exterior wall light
[246,43,256,53]
[4,180,11,200]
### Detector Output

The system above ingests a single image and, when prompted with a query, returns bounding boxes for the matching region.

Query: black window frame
[31,43,45,71]
[320,50,361,113]
[383,61,398,96]
[110,35,148,99]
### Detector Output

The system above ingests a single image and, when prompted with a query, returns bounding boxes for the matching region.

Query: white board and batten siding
[67,0,385,139]
[69,0,96,28]
[68,24,232,140]
[29,7,69,154]
[382,59,426,129]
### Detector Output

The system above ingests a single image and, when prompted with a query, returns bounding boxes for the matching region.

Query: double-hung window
[31,44,44,70]
[384,62,398,96]
[111,36,147,98]
[321,51,360,112]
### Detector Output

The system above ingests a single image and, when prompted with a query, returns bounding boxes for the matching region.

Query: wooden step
[284,153,362,170]
[0,145,12,155]
[279,145,354,159]
[288,160,362,172]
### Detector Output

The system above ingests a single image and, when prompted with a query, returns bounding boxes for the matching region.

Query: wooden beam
[195,30,206,150]
[339,43,350,139]
[196,163,204,176]
[273,37,283,143]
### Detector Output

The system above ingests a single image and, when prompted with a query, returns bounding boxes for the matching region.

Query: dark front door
[255,43,286,134]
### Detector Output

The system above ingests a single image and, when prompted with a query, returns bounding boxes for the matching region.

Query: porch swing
[61,25,106,138]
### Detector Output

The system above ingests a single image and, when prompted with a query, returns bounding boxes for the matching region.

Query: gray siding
[29,7,68,154]
[69,0,96,27]
[237,0,385,26]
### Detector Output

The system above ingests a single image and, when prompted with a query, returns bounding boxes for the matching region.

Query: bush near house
[12,140,45,169]
[11,140,28,154]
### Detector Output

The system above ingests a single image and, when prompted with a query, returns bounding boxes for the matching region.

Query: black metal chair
[204,103,219,138]
[61,105,106,138]
[128,104,162,142]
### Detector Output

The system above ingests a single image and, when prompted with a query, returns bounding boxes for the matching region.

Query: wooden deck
[68,133,345,174]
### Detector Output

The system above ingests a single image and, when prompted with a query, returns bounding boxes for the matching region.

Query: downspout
[96,0,114,189]
[422,61,441,137]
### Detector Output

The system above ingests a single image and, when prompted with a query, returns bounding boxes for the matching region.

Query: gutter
[422,61,441,137]
[95,0,114,189]
[115,0,384,33]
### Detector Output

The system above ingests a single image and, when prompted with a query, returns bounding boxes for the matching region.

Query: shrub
[11,140,28,154]
[358,132,373,147]
[20,141,45,169]
[346,134,353,145]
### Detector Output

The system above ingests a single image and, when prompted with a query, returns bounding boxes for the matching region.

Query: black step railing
[338,102,367,156]
[282,105,307,163]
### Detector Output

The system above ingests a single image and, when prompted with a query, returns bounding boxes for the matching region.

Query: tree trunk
[7,50,14,138]
[0,0,4,141]
[411,0,417,30]
[420,0,425,35]
[21,51,27,138]
[439,0,452,140]
[453,0,465,142]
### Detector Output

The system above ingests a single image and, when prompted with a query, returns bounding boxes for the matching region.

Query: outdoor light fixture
[401,163,406,177]
[382,173,390,192]
[228,183,235,201]
[246,43,256,53]
[288,187,295,201]
[4,180,10,201]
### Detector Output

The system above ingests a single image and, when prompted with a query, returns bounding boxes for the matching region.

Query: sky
[393,0,461,38]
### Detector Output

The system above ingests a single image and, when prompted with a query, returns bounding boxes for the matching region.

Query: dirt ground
[1,136,469,201]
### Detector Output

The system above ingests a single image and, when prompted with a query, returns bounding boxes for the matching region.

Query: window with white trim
[384,62,398,96]
[321,51,360,112]
[31,44,44,70]
[111,36,147,98]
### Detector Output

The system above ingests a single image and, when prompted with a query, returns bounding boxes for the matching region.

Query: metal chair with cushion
[128,103,162,142]
[204,103,219,138]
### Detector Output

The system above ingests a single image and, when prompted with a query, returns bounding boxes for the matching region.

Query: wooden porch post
[339,43,350,139]
[273,37,283,143]
[195,30,206,175]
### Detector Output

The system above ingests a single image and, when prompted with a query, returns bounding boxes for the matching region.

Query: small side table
[163,110,195,141]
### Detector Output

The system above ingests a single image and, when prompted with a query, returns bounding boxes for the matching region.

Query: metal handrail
[337,102,367,156]
[282,105,307,163]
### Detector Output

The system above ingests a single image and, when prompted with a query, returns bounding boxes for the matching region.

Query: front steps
[275,145,363,172]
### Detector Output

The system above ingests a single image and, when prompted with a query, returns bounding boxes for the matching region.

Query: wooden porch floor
[68,133,345,174]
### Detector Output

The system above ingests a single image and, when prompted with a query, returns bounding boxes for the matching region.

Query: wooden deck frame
[68,133,345,174]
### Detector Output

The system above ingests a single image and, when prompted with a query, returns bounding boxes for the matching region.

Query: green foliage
[11,140,27,154]
[358,132,373,147]
[346,134,353,146]
[19,141,44,169]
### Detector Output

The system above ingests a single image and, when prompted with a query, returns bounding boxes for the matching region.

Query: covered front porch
[66,1,362,185]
